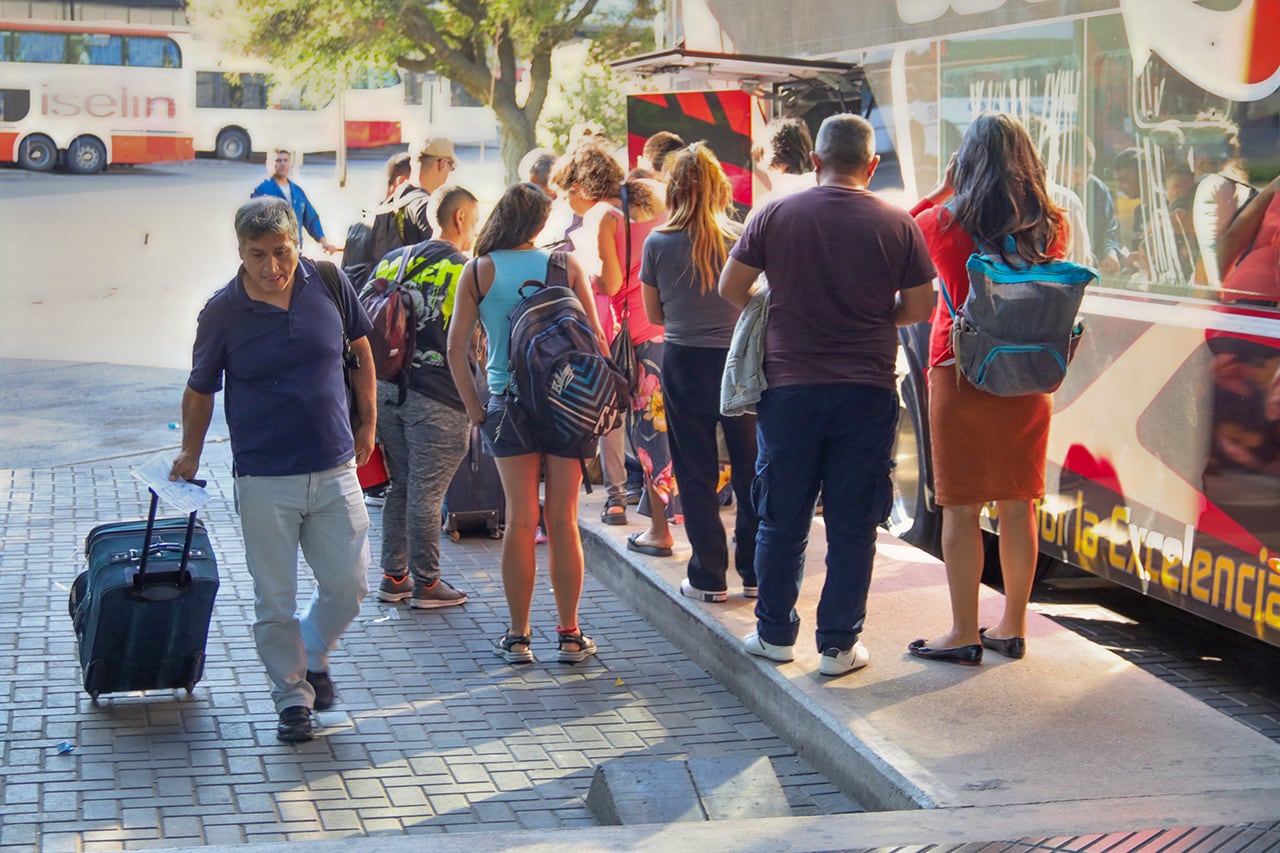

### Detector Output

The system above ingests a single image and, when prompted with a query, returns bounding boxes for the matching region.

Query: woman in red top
[908,112,1068,665]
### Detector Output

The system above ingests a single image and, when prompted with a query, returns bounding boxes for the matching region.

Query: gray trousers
[235,461,370,712]
[376,382,471,583]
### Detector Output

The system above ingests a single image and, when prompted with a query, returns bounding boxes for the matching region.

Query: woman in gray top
[641,143,760,601]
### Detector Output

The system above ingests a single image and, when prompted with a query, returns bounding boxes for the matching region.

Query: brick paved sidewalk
[0,442,856,851]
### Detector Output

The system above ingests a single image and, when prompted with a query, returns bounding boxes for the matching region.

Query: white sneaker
[743,631,795,662]
[819,641,870,676]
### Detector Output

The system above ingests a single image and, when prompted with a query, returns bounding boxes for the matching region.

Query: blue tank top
[478,248,552,394]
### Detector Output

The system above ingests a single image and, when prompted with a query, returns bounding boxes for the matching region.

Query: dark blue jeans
[752,383,897,652]
[662,342,758,591]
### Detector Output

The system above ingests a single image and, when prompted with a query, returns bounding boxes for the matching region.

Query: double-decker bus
[633,0,1280,647]
[1,18,498,172]
[0,18,193,172]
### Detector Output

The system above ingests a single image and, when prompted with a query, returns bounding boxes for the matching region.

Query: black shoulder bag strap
[316,260,358,372]
[621,185,632,322]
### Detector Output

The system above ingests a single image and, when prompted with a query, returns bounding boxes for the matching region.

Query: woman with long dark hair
[446,182,607,664]
[908,112,1069,664]
[641,143,759,601]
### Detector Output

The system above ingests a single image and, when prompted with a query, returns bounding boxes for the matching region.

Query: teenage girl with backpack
[446,182,608,664]
[908,112,1070,665]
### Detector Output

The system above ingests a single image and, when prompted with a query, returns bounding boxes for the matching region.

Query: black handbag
[610,186,640,394]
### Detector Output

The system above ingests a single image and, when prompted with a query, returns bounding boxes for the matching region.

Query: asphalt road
[0,148,507,370]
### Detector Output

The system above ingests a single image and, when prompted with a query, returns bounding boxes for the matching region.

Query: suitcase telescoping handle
[135,480,206,589]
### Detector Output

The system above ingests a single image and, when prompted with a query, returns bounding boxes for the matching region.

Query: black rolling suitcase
[69,485,219,701]
[443,426,505,541]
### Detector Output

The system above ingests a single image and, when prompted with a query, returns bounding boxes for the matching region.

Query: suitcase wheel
[489,529,503,540]
[449,530,461,543]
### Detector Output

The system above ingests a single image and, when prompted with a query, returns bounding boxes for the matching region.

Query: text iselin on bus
[39,83,176,120]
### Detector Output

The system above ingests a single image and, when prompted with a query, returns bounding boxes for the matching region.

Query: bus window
[15,31,65,63]
[127,36,181,69]
[0,88,30,121]
[74,33,123,66]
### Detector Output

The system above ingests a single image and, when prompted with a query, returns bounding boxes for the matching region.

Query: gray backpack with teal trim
[942,238,1097,397]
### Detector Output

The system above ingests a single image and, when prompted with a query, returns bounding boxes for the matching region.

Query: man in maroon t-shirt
[719,113,935,677]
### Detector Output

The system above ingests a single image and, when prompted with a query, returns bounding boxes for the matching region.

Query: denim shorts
[479,393,596,460]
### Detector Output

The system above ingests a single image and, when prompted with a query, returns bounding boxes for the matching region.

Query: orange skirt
[928,364,1050,507]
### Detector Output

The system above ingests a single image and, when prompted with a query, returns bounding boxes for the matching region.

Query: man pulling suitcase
[170,197,377,743]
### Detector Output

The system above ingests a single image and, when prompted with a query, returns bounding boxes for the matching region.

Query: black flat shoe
[980,628,1026,660]
[907,639,983,666]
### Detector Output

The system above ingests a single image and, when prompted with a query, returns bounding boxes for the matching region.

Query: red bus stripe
[110,134,193,164]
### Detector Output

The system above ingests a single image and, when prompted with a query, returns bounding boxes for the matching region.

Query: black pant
[662,342,759,590]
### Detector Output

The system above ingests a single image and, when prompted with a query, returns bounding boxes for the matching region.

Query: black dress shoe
[980,629,1026,660]
[306,670,335,710]
[277,705,314,743]
[907,639,983,665]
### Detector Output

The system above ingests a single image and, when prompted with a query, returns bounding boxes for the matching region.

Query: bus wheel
[17,135,56,172]
[66,136,107,174]
[216,129,251,161]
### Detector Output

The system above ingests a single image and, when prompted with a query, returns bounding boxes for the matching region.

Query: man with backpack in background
[370,186,481,609]
[341,153,414,289]
[370,138,458,262]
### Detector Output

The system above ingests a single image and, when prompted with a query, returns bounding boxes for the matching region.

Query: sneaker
[680,579,728,603]
[305,670,335,711]
[364,485,387,508]
[376,573,413,603]
[743,630,795,662]
[819,641,871,677]
[410,578,468,609]
[276,705,313,743]
[742,584,758,599]
[534,526,548,544]
[557,629,598,664]
[493,632,534,664]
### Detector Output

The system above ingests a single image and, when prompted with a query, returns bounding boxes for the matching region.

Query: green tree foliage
[216,0,654,181]
[539,35,655,154]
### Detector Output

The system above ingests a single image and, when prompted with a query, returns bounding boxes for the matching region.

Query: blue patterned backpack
[505,253,629,457]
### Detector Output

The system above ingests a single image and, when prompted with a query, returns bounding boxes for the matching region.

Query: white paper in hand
[131,451,211,513]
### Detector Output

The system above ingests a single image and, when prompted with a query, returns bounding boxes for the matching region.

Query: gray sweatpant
[376,382,470,584]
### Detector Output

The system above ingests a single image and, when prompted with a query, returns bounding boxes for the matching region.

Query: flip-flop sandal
[626,532,673,557]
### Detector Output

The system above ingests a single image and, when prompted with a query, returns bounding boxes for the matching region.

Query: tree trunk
[494,105,537,185]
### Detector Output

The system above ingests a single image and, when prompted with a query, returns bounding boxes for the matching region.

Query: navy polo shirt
[188,258,373,477]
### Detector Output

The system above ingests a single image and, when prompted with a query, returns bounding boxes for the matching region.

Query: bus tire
[215,129,251,161]
[888,323,942,557]
[66,136,107,174]
[17,135,57,173]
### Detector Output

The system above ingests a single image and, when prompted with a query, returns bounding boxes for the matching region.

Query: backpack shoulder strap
[316,260,346,324]
[545,251,571,289]
[315,260,356,367]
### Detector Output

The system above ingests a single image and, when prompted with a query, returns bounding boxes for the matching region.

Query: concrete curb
[139,789,1280,853]
[580,529,939,813]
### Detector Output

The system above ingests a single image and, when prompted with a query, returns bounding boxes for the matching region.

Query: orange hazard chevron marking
[675,92,715,124]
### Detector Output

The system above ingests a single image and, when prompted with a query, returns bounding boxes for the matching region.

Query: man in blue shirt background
[251,148,338,256]
[171,197,375,742]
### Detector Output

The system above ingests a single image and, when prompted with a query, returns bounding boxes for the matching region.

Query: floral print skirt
[631,339,681,521]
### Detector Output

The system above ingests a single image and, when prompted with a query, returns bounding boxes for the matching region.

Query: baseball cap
[419,138,456,161]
